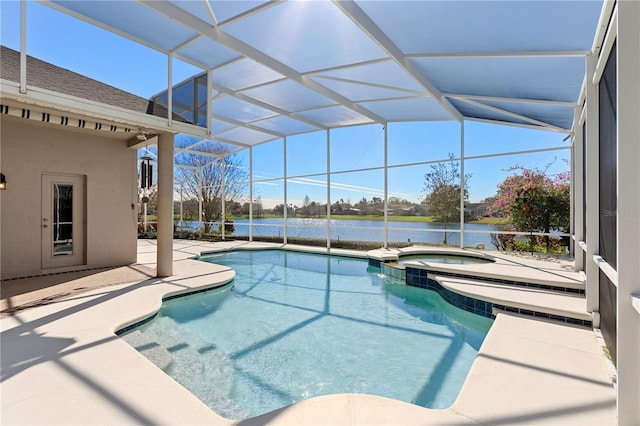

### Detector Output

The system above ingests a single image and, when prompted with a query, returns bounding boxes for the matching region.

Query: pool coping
[0,239,616,425]
[368,246,585,290]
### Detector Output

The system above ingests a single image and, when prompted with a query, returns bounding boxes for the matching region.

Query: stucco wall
[0,116,138,279]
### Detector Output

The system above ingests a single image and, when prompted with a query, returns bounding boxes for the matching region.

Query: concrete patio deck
[0,240,616,425]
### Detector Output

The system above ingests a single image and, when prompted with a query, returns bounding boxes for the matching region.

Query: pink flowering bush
[488,164,570,252]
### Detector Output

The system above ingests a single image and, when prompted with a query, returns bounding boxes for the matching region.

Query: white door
[41,174,85,269]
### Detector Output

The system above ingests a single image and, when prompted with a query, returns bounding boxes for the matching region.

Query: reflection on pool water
[120,250,493,420]
[399,254,494,265]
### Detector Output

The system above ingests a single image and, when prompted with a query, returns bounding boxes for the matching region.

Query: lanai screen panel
[45,0,604,150]
[356,1,600,53]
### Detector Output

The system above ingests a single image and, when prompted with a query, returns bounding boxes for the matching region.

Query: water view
[176,218,498,248]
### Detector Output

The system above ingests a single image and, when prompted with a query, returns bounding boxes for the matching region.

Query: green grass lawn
[466,217,511,225]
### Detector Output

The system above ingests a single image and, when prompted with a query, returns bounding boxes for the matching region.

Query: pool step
[404,264,585,295]
[121,330,173,370]
[434,275,591,326]
[120,316,246,417]
[378,259,585,295]
[381,262,406,281]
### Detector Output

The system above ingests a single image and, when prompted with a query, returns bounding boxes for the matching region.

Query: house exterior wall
[0,116,138,279]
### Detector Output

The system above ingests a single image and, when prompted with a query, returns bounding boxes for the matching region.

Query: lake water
[177,218,498,248]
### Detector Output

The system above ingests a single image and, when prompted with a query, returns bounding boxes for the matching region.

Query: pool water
[120,250,493,420]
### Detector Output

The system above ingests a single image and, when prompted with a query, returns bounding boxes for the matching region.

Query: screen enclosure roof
[43,0,605,153]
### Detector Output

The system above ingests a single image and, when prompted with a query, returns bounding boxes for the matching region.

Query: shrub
[509,236,566,254]
[218,219,235,235]
[489,225,516,251]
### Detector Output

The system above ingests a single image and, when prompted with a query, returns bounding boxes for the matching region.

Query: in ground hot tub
[369,249,495,282]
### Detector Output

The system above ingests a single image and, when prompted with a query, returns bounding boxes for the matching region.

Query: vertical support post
[180,183,184,230]
[249,147,253,242]
[585,53,600,314]
[221,158,226,240]
[192,73,198,125]
[616,1,640,422]
[283,137,288,245]
[171,168,175,237]
[167,53,173,127]
[198,168,203,233]
[156,133,174,277]
[326,129,331,250]
[569,137,575,258]
[383,125,389,249]
[20,0,26,94]
[207,69,213,135]
[459,121,465,248]
[573,109,585,271]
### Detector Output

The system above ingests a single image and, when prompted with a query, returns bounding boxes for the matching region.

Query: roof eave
[0,79,210,137]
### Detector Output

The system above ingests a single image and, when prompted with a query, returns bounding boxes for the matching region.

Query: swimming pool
[120,250,493,420]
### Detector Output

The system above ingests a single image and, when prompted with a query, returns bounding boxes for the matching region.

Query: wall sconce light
[0,173,6,190]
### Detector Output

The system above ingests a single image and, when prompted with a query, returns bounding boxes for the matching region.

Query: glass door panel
[53,183,74,255]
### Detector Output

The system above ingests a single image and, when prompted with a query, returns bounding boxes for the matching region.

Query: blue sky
[1,1,571,208]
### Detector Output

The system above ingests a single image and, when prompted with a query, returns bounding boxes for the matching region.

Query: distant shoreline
[166,214,510,226]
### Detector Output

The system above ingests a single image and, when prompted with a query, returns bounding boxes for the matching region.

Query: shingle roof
[1,45,151,114]
[1,45,191,125]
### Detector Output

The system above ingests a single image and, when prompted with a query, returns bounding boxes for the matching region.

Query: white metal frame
[232,127,570,250]
[614,2,640,423]
[12,1,638,423]
[34,0,587,152]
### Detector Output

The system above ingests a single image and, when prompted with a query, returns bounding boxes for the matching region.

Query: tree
[489,164,570,251]
[423,154,471,245]
[331,199,345,214]
[388,196,412,206]
[481,196,497,210]
[354,197,368,213]
[272,203,285,216]
[254,195,264,218]
[175,142,248,233]
[226,200,243,216]
[174,198,199,220]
